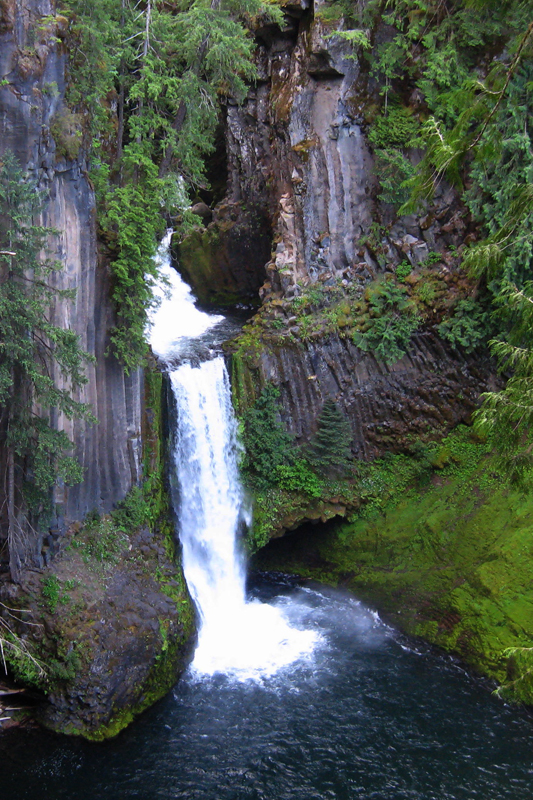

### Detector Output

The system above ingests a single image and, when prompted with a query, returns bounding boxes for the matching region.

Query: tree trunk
[6,445,19,583]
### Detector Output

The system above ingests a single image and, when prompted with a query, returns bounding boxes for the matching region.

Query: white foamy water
[148,231,223,359]
[148,234,319,680]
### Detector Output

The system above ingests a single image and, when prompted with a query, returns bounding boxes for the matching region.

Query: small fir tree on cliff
[307,399,353,478]
[0,153,92,579]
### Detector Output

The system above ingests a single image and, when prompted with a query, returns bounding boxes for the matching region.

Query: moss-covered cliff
[253,428,533,704]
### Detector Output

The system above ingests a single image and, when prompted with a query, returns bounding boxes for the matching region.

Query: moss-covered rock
[0,360,196,740]
[254,443,533,704]
[12,517,195,741]
[173,200,270,309]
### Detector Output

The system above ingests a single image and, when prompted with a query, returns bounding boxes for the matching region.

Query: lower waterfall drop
[149,234,319,679]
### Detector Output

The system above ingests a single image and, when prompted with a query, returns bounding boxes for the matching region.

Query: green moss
[83,608,194,742]
[50,108,83,160]
[254,440,533,703]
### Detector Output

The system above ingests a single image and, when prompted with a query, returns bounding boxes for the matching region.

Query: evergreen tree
[62,0,282,371]
[307,399,353,478]
[473,282,533,486]
[0,153,92,580]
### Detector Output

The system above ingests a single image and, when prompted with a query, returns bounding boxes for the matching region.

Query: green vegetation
[307,399,353,477]
[498,647,533,705]
[254,426,533,703]
[473,282,533,486]
[240,383,295,490]
[59,0,281,371]
[0,153,93,579]
[395,261,412,282]
[0,600,47,688]
[437,298,491,353]
[245,424,493,552]
[275,461,322,497]
[367,105,420,150]
[233,260,484,369]
[240,385,354,489]
[70,515,129,564]
[237,383,358,550]
[352,278,421,363]
[41,575,61,612]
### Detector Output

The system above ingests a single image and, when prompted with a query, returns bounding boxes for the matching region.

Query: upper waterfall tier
[148,231,240,366]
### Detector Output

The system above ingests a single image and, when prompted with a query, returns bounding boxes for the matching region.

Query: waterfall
[148,234,318,679]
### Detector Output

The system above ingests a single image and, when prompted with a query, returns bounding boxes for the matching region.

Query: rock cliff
[0,0,142,543]
[0,0,195,738]
[209,3,526,701]
[195,1,494,457]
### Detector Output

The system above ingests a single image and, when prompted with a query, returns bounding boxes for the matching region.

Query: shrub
[240,384,294,489]
[112,485,151,530]
[368,106,420,150]
[50,108,83,160]
[438,298,490,352]
[275,460,322,497]
[396,261,412,282]
[353,279,420,363]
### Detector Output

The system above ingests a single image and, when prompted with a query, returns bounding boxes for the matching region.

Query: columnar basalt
[0,1,195,739]
[0,0,142,551]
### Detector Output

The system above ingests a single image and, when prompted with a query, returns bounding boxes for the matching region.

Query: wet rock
[231,330,494,461]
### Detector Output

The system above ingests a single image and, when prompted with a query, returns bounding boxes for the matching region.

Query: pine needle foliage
[352,279,421,363]
[0,153,93,549]
[307,399,353,478]
[240,384,295,490]
[473,283,533,486]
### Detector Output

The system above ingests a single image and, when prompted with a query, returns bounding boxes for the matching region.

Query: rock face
[0,2,196,738]
[212,1,493,459]
[0,0,143,547]
[232,331,493,460]
[173,198,272,308]
[181,0,471,306]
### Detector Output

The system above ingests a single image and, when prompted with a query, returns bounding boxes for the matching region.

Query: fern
[437,298,490,353]
[353,280,421,364]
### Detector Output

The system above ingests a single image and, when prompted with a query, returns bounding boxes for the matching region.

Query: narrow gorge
[1,0,533,796]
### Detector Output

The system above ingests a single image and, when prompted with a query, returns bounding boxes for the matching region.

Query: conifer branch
[468,20,533,152]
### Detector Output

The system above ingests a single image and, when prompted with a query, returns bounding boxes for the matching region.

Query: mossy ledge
[252,433,533,706]
[1,361,196,740]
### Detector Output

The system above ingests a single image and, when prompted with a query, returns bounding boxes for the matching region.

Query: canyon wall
[0,2,198,740]
[0,0,143,545]
[178,0,493,456]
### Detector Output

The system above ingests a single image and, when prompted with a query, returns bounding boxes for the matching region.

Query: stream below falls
[3,235,533,798]
[2,572,533,799]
